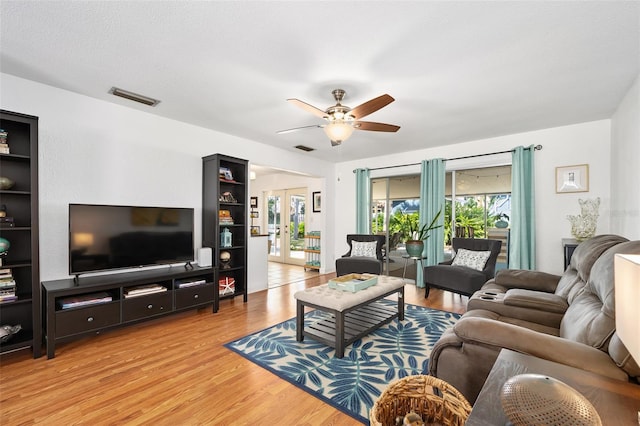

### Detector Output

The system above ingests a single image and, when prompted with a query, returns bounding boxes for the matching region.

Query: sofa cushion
[451,249,491,271]
[350,240,377,258]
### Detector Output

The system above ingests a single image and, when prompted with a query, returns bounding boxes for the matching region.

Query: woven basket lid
[500,374,602,426]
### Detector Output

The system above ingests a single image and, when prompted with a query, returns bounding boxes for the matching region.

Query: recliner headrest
[589,240,640,318]
[570,234,628,282]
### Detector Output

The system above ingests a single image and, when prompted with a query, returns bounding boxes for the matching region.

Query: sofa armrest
[494,269,562,293]
[503,289,568,314]
[453,316,628,381]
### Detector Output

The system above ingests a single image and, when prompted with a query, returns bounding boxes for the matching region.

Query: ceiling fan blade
[276,124,323,134]
[354,121,400,132]
[287,98,328,118]
[348,94,395,120]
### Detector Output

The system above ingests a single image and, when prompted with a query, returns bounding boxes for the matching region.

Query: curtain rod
[352,144,543,173]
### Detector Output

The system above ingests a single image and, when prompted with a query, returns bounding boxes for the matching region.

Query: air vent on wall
[109,87,161,107]
[295,145,315,152]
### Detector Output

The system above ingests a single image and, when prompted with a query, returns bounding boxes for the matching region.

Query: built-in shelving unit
[304,232,321,271]
[0,110,40,358]
[202,154,248,302]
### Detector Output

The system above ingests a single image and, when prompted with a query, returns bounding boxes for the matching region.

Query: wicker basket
[369,375,472,426]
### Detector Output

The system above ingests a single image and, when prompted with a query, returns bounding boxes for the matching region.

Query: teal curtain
[510,146,536,269]
[417,159,445,287]
[355,168,370,234]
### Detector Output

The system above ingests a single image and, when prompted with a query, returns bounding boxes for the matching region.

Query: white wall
[611,73,640,240]
[334,120,612,275]
[2,72,630,281]
[0,73,334,281]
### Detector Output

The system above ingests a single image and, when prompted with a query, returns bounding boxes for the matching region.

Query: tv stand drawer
[56,303,120,338]
[123,292,173,321]
[176,284,215,309]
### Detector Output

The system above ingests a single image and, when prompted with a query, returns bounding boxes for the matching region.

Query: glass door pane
[267,192,281,260]
[286,190,306,264]
[266,188,306,266]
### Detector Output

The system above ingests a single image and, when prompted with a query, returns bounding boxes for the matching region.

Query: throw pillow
[351,241,378,258]
[451,248,491,271]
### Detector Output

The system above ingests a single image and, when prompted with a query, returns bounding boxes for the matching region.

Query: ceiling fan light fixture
[324,120,354,144]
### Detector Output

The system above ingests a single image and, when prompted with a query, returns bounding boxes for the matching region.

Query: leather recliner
[428,236,640,404]
[465,234,629,330]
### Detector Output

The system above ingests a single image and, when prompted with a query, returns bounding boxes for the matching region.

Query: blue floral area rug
[224,301,460,424]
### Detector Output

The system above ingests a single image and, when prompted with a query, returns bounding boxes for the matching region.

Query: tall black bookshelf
[0,110,40,357]
[202,154,248,303]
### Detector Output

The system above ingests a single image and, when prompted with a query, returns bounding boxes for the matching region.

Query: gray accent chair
[335,234,385,277]
[423,238,502,298]
[428,236,640,405]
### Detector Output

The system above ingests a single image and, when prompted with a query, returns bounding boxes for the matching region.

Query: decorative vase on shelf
[567,197,600,241]
[0,237,10,254]
[0,177,15,190]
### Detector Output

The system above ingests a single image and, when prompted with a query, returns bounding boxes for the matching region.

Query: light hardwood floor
[0,269,466,426]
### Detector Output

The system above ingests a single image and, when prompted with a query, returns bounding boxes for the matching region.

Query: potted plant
[404,209,443,257]
[495,213,509,228]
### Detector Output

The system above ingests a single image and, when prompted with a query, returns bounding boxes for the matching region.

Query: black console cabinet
[42,266,216,359]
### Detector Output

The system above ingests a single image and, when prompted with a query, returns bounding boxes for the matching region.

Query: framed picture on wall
[250,196,258,208]
[313,191,321,213]
[250,211,259,219]
[556,164,589,193]
[251,226,260,235]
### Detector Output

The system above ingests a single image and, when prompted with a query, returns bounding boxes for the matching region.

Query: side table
[401,254,427,283]
[467,349,640,425]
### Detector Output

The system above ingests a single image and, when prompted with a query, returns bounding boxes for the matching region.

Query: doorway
[266,188,306,266]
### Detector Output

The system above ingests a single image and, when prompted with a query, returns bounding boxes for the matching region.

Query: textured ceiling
[1,1,638,163]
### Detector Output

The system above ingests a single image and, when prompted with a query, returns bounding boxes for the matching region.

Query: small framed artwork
[312,191,321,213]
[250,196,258,208]
[250,211,259,219]
[250,226,260,235]
[556,164,589,193]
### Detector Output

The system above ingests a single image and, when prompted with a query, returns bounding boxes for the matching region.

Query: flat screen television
[69,204,194,275]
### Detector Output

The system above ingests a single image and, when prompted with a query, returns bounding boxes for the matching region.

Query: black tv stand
[42,265,217,358]
[184,261,194,270]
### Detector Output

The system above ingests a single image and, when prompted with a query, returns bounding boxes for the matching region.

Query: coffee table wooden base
[295,281,404,358]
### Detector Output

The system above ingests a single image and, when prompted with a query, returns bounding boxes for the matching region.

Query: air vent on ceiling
[295,145,315,152]
[109,87,161,107]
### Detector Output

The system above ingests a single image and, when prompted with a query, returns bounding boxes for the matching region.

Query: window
[370,165,511,270]
[446,165,511,245]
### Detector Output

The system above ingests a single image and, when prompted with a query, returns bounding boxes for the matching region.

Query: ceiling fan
[277,89,400,146]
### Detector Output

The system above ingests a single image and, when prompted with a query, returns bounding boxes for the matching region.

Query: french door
[266,188,306,265]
